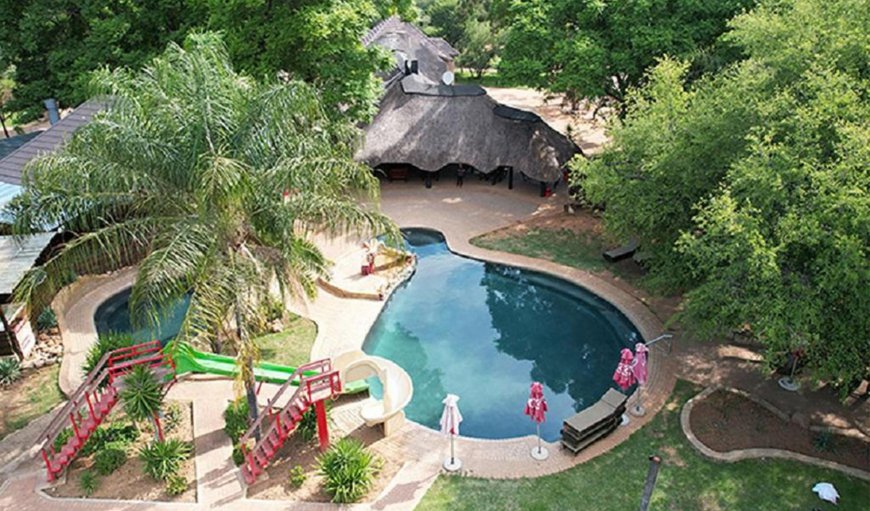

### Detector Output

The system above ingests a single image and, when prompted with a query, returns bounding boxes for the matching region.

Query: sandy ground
[246,394,401,503]
[47,400,197,502]
[485,87,612,155]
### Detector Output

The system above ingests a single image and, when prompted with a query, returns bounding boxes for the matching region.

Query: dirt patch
[246,420,400,503]
[46,400,197,502]
[690,390,870,471]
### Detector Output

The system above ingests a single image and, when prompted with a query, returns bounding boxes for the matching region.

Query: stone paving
[0,179,674,510]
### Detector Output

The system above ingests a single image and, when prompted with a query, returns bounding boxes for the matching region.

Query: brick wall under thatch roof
[357,78,579,183]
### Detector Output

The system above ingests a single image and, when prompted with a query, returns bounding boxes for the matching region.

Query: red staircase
[239,359,341,485]
[38,340,176,481]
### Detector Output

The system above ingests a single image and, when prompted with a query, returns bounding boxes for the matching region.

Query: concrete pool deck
[4,179,674,510]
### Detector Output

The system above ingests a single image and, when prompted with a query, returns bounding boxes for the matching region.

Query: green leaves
[317,438,381,503]
[138,438,191,481]
[584,0,870,396]
[120,365,164,423]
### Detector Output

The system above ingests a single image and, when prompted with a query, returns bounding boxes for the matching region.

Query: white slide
[333,350,414,436]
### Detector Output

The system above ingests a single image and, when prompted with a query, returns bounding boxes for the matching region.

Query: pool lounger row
[561,388,627,454]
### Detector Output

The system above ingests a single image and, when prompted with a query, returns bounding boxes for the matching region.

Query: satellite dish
[441,71,455,85]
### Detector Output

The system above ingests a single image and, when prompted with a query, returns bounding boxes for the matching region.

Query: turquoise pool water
[363,229,639,441]
[94,288,189,344]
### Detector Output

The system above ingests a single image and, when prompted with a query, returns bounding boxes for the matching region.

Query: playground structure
[38,340,176,481]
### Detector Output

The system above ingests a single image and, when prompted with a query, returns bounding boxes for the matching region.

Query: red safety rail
[38,340,176,481]
[238,359,341,485]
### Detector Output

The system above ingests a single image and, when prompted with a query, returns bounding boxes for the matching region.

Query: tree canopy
[9,32,396,416]
[497,0,753,109]
[0,0,397,122]
[575,0,870,393]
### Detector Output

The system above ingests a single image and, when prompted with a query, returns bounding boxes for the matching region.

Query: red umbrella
[524,382,549,460]
[613,348,636,391]
[632,342,649,386]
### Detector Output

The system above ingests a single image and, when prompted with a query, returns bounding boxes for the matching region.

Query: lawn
[0,364,65,439]
[471,226,647,289]
[417,381,870,511]
[254,314,318,367]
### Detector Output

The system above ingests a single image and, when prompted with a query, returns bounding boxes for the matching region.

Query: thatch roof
[363,16,455,84]
[356,76,578,182]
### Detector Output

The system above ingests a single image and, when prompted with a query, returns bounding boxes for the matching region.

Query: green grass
[417,381,870,511]
[254,314,318,367]
[0,364,65,439]
[473,227,609,272]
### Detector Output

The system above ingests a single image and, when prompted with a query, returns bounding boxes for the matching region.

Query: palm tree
[9,32,397,424]
[120,365,165,441]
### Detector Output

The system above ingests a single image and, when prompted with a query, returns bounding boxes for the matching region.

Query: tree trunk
[235,306,259,440]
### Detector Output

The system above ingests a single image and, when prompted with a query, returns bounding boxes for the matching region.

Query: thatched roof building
[358,17,579,184]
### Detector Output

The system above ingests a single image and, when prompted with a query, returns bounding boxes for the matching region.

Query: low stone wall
[681,386,870,482]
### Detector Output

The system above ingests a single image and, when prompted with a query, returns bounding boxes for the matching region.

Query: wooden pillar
[508,167,514,190]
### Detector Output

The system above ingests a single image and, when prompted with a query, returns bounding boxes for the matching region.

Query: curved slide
[334,350,413,436]
[169,343,368,392]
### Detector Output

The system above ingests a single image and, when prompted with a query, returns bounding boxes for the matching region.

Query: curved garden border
[681,386,870,482]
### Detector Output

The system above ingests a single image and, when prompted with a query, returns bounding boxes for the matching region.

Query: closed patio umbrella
[524,382,549,460]
[440,393,463,471]
[631,342,649,416]
[613,348,636,390]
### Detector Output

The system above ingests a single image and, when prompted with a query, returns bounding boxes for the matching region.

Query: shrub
[81,423,138,456]
[0,357,21,386]
[79,470,99,496]
[231,443,245,466]
[288,465,306,488]
[164,402,183,433]
[317,438,381,503]
[165,474,188,496]
[120,365,164,437]
[83,332,134,376]
[36,308,58,330]
[224,398,249,444]
[813,431,836,453]
[298,401,331,443]
[93,445,127,475]
[53,428,73,451]
[139,439,192,480]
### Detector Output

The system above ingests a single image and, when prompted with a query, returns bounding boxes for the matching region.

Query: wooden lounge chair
[603,238,639,262]
[561,388,627,454]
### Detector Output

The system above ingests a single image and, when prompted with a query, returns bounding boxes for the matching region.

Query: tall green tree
[0,0,206,120]
[576,0,870,394]
[9,33,397,421]
[206,0,392,122]
[498,0,753,110]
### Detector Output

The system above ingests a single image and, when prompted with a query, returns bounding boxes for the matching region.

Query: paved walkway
[1,180,673,509]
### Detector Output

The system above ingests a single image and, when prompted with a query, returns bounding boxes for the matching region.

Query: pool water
[94,288,189,344]
[363,229,639,441]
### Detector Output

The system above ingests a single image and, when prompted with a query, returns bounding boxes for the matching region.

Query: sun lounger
[561,388,627,454]
[603,239,638,262]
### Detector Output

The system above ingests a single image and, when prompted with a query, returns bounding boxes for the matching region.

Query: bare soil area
[690,390,870,471]
[484,87,611,155]
[47,400,197,502]
[247,396,401,503]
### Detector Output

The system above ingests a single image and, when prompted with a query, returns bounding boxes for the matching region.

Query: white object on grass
[812,482,839,504]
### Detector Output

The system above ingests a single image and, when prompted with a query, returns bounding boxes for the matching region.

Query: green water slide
[168,343,367,392]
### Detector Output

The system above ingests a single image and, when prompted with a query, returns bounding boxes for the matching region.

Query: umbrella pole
[536,423,541,454]
[450,433,455,464]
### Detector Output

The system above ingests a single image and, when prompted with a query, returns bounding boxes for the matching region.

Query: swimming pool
[363,229,639,441]
[93,288,189,344]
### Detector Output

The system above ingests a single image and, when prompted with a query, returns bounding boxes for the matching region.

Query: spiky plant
[9,32,397,424]
[120,365,164,440]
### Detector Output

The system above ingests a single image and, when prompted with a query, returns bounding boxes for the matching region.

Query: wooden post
[315,400,329,451]
[508,167,514,189]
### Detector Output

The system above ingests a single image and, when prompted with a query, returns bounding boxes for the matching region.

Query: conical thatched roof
[363,16,456,85]
[356,76,578,182]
